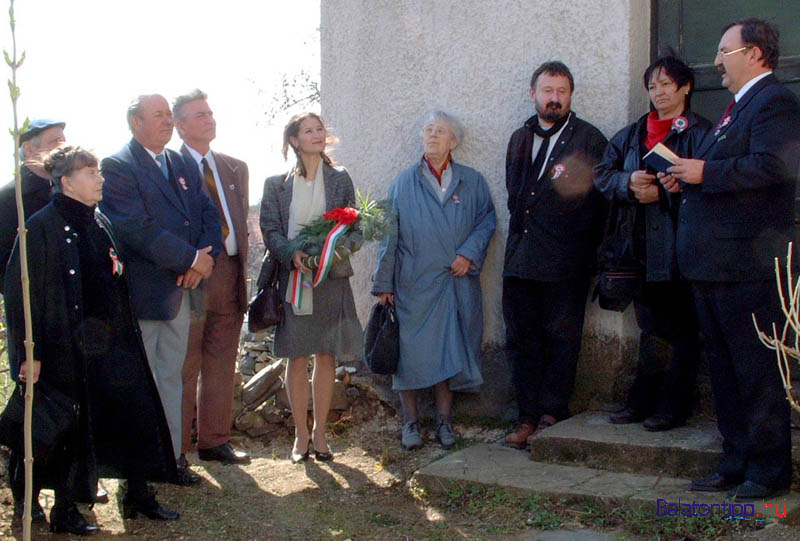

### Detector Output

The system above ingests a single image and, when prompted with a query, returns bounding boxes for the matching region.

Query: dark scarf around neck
[533,111,571,138]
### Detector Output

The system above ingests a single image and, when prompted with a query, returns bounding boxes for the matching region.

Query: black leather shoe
[175,454,201,486]
[14,499,45,522]
[122,495,180,521]
[690,473,741,492]
[728,480,789,501]
[50,504,100,536]
[198,442,251,464]
[313,448,333,462]
[608,408,647,425]
[643,414,684,432]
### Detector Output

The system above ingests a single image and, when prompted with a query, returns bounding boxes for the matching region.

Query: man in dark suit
[100,94,222,485]
[662,18,800,500]
[173,90,250,465]
[502,61,608,449]
[0,119,65,295]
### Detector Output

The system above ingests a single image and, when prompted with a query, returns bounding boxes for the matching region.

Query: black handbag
[248,251,283,333]
[363,302,399,375]
[0,381,78,462]
[593,199,644,312]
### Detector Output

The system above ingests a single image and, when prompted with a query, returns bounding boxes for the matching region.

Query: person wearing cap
[0,119,65,295]
[0,118,64,522]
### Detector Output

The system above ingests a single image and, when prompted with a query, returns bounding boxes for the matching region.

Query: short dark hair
[530,61,574,92]
[643,54,696,110]
[42,145,98,191]
[722,18,780,70]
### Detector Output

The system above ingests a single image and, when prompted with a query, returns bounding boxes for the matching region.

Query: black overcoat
[0,165,52,295]
[593,111,712,281]
[4,196,177,501]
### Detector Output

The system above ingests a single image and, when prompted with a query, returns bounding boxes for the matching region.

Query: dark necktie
[201,158,229,239]
[531,135,551,182]
[717,99,735,127]
[531,116,567,181]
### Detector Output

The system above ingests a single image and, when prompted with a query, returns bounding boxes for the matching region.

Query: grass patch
[423,483,767,539]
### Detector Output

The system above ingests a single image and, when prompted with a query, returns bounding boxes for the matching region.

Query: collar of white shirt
[734,71,772,102]
[184,144,215,170]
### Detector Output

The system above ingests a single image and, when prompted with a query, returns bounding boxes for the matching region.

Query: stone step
[527,411,722,479]
[413,443,800,525]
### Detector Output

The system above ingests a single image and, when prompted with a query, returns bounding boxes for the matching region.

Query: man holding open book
[661,18,800,500]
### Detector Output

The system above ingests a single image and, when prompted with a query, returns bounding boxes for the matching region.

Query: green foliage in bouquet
[287,189,395,264]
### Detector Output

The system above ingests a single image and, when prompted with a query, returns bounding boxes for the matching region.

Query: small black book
[642,143,680,173]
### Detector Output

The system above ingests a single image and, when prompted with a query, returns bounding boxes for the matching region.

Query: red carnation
[323,206,360,226]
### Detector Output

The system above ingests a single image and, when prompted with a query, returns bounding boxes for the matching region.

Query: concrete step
[527,411,722,479]
[413,443,800,525]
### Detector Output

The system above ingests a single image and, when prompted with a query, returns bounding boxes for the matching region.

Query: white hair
[423,110,464,144]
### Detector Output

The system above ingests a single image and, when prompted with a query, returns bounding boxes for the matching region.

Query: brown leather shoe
[505,422,536,449]
[526,414,558,446]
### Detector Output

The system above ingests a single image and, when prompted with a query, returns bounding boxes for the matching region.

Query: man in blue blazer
[100,94,222,486]
[662,18,800,500]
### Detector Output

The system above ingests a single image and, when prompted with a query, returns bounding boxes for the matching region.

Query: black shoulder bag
[247,251,284,333]
[0,381,78,462]
[363,302,399,375]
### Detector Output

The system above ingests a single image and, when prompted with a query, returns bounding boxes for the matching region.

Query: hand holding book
[643,143,680,173]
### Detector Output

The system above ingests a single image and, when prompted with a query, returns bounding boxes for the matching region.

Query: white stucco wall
[321,0,650,351]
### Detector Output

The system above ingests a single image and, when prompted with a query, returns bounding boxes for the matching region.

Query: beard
[537,101,567,123]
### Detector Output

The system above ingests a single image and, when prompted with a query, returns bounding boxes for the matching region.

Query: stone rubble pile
[232,329,395,439]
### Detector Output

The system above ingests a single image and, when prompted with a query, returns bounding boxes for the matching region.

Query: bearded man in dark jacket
[503,61,608,449]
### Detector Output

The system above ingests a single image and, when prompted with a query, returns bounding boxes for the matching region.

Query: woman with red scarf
[594,55,712,431]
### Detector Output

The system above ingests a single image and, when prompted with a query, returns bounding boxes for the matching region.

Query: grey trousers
[139,292,191,459]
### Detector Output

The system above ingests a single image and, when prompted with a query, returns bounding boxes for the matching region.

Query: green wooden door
[652,0,800,219]
[652,0,800,121]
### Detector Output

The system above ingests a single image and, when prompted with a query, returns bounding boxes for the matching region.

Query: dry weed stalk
[753,242,800,413]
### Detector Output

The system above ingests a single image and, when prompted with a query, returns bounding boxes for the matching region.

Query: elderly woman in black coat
[4,146,179,535]
[593,55,712,431]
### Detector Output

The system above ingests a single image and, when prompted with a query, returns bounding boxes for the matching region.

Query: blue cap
[20,118,66,144]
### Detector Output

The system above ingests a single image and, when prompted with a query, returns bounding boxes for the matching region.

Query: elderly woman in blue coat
[372,111,496,450]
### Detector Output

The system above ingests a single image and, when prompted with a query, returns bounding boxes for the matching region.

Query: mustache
[546,102,562,109]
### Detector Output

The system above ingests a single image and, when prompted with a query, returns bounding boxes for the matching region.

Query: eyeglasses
[716,46,751,58]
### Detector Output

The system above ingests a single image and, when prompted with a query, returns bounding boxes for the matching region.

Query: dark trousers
[692,280,791,489]
[626,280,701,420]
[10,442,75,509]
[503,276,590,423]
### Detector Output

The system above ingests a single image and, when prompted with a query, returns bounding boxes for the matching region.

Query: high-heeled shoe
[290,438,310,464]
[313,448,333,462]
[312,433,333,462]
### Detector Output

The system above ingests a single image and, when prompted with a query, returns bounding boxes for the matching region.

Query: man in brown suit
[174,89,250,464]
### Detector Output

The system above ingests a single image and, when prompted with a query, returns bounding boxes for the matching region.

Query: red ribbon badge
[109,247,124,276]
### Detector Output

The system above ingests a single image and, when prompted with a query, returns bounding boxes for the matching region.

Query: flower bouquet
[287,189,394,288]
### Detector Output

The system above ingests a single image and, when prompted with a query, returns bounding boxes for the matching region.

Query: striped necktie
[201,157,229,239]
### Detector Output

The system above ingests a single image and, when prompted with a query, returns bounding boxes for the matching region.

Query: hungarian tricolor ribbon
[312,222,350,287]
[109,247,124,276]
[288,268,312,309]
